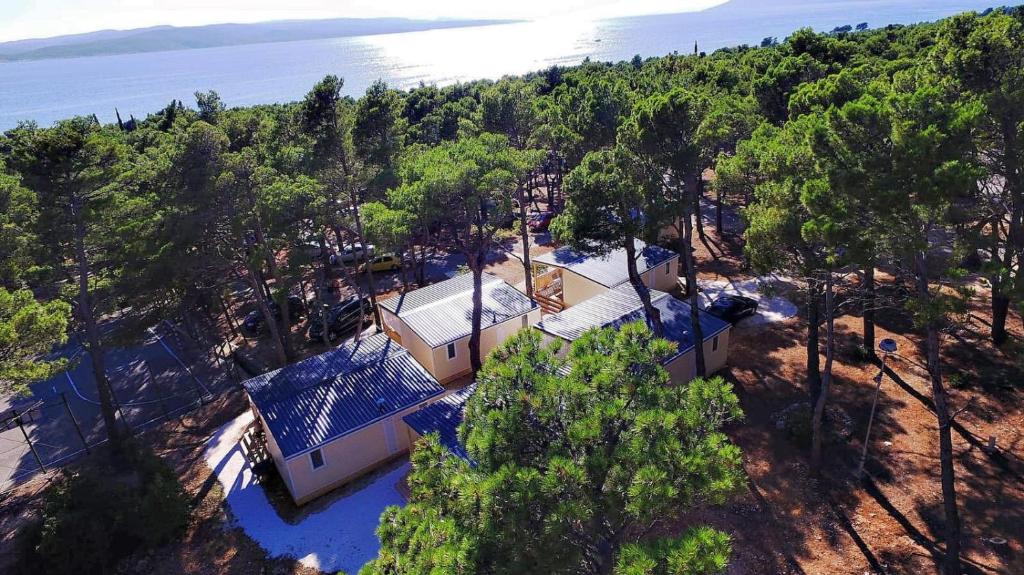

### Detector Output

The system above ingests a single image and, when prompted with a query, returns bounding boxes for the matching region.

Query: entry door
[383,417,399,454]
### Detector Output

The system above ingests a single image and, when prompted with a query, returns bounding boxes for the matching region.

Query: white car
[334,244,375,265]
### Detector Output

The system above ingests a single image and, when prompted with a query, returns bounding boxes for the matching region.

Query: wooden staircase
[241,419,271,471]
[534,292,564,314]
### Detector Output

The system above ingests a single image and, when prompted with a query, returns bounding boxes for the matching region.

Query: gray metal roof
[242,333,444,459]
[532,239,679,288]
[378,272,538,348]
[402,385,475,463]
[535,284,730,360]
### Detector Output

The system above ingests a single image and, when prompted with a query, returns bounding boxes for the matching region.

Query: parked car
[334,244,375,265]
[527,211,554,232]
[242,294,306,334]
[362,254,402,273]
[301,240,335,263]
[308,297,373,343]
[706,295,759,324]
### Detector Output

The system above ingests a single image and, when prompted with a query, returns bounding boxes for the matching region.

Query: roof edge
[378,272,504,313]
[424,301,539,349]
[282,385,446,460]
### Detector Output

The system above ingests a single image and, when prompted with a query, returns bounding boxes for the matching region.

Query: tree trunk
[351,198,381,331]
[340,237,366,342]
[72,200,123,449]
[715,185,724,234]
[693,174,717,259]
[246,264,288,367]
[863,264,876,357]
[264,254,295,361]
[694,173,706,240]
[416,229,430,286]
[518,183,535,299]
[991,292,1010,346]
[180,299,200,341]
[199,290,219,334]
[806,281,822,397]
[400,247,411,293]
[249,212,293,359]
[674,222,689,294]
[624,236,664,337]
[315,236,329,302]
[218,291,239,338]
[914,251,962,575]
[811,272,835,473]
[680,208,706,377]
[469,255,485,375]
[417,242,426,286]
[996,116,1023,347]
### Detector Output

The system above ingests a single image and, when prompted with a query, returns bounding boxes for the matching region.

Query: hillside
[0,17,515,62]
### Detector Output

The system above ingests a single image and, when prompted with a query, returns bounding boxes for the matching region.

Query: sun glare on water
[359,17,604,87]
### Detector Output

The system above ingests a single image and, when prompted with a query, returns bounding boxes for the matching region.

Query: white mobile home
[534,284,731,383]
[377,273,541,383]
[530,239,679,311]
[241,333,445,505]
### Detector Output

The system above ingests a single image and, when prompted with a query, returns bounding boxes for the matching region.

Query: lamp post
[321,302,331,346]
[857,338,898,479]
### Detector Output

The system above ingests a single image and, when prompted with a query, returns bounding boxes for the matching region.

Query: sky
[0,0,727,42]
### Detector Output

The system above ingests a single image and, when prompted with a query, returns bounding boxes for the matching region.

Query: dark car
[527,211,554,232]
[243,294,306,334]
[308,297,373,343]
[706,295,759,324]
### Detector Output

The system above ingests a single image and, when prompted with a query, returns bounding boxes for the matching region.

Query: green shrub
[773,401,853,448]
[27,443,190,575]
[946,371,967,389]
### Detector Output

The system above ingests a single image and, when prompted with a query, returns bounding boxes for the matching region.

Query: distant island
[0,17,517,62]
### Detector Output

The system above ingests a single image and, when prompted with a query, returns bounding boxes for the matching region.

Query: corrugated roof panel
[242,333,445,459]
[378,272,477,314]
[532,239,679,288]
[402,385,475,462]
[536,284,730,358]
[379,272,538,348]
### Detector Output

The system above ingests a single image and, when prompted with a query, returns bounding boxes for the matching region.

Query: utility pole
[11,407,45,472]
[60,392,90,453]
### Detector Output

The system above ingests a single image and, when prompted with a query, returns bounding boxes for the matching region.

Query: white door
[383,417,399,454]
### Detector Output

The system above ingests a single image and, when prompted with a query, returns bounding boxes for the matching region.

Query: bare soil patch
[669,222,1024,575]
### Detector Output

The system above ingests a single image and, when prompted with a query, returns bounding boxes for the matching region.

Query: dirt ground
[2,203,1021,575]
[670,219,1024,575]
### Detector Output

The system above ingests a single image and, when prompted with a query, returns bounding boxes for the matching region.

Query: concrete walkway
[204,412,407,573]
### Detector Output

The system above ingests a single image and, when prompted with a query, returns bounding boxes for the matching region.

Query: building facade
[378,272,542,383]
[534,284,731,382]
[242,333,446,505]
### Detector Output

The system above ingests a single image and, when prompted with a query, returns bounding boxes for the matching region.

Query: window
[447,342,457,360]
[664,262,671,275]
[712,336,719,352]
[310,448,325,470]
[521,315,529,328]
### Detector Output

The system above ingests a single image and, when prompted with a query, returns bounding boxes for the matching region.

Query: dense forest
[1,5,1022,574]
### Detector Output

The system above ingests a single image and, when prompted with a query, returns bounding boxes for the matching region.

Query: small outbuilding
[378,273,541,384]
[402,384,475,463]
[530,239,679,311]
[242,333,445,505]
[534,284,731,383]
